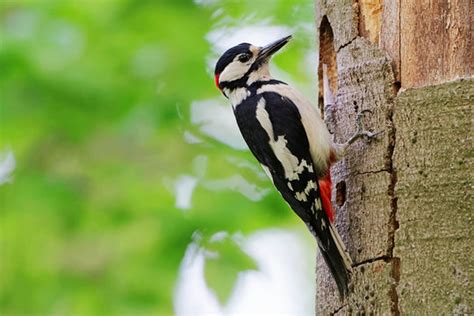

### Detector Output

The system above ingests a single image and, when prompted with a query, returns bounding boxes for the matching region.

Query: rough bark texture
[393,79,473,314]
[315,0,473,314]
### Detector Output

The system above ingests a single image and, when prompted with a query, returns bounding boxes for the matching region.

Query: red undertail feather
[319,171,334,223]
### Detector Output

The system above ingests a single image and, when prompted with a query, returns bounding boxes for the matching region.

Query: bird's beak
[257,35,292,62]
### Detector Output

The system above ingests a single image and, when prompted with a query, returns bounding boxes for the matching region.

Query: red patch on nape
[319,171,335,222]
[214,74,221,90]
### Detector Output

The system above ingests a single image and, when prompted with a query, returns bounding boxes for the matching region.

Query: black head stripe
[219,76,247,91]
[214,43,251,75]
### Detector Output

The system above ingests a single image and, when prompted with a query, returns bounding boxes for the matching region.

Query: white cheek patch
[219,61,251,83]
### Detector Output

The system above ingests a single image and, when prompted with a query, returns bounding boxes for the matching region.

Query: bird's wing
[253,82,333,177]
[234,91,352,297]
[234,92,322,222]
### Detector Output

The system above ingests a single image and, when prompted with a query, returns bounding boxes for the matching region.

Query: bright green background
[0,0,316,314]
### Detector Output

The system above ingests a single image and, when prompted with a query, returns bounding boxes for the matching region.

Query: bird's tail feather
[317,221,353,299]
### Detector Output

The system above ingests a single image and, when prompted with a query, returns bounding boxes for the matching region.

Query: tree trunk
[314,0,473,314]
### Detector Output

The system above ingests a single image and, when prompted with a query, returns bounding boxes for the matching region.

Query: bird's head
[214,35,292,96]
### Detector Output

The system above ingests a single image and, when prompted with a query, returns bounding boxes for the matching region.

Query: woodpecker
[214,35,378,298]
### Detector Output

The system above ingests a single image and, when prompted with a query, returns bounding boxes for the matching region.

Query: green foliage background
[0,0,316,314]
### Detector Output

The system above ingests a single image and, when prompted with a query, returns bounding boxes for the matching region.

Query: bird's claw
[366,129,385,139]
[346,110,383,146]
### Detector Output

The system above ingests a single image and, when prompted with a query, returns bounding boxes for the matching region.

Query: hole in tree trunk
[336,180,346,207]
[393,81,401,95]
[318,16,337,114]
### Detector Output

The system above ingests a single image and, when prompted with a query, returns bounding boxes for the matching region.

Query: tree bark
[314,0,473,314]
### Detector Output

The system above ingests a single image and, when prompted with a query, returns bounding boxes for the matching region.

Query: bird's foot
[340,110,384,151]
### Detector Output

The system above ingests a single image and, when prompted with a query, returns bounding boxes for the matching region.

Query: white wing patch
[255,97,323,209]
[256,98,316,182]
[257,83,332,173]
[314,198,322,210]
[256,98,301,181]
[295,192,308,202]
[311,199,322,213]
[294,180,317,203]
[304,180,316,195]
[295,159,314,174]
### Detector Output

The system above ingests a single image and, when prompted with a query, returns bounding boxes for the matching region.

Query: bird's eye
[238,54,251,63]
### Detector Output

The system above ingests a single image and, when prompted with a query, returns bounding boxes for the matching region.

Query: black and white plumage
[214,36,353,298]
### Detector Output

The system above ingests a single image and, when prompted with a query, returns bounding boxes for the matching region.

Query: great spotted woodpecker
[214,35,378,298]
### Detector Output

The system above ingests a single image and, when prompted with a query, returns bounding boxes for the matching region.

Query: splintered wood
[358,0,383,44]
[400,0,472,88]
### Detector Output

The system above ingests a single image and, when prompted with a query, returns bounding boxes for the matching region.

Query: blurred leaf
[203,234,258,304]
